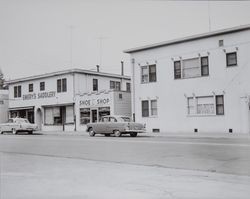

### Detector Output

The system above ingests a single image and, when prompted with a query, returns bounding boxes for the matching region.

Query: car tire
[12,129,17,135]
[89,128,95,137]
[104,134,111,137]
[0,130,3,134]
[114,130,121,137]
[130,132,138,137]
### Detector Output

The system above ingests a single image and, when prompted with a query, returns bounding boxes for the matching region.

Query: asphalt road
[0,133,250,176]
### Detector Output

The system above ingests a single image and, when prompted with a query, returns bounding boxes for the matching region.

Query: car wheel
[0,130,3,134]
[104,134,111,137]
[130,132,138,137]
[28,131,33,134]
[12,129,17,135]
[114,130,121,137]
[89,128,95,137]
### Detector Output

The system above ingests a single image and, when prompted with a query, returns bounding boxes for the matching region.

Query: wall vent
[229,129,233,133]
[152,128,160,133]
[194,128,198,133]
[219,40,224,47]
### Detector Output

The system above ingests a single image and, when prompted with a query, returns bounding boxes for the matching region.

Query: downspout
[131,58,136,122]
[73,72,76,131]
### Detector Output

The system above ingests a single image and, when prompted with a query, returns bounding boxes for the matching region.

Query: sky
[0,0,250,80]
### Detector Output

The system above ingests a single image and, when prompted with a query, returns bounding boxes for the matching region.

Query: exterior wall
[7,70,131,132]
[0,90,9,123]
[130,30,250,134]
[113,91,131,117]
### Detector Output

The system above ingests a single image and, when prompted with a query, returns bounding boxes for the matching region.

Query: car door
[108,117,118,133]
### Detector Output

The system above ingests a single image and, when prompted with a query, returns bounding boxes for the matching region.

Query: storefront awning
[41,103,74,108]
[9,106,35,111]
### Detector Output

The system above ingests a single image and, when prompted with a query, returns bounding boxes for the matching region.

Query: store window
[141,64,157,83]
[57,78,67,93]
[80,108,90,124]
[29,84,33,92]
[98,107,110,120]
[226,52,237,67]
[14,85,22,98]
[93,79,98,91]
[40,82,45,91]
[44,105,73,125]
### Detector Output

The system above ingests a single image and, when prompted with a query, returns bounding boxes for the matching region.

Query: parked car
[86,115,146,137]
[0,118,38,135]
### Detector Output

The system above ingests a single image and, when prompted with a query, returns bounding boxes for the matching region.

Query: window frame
[141,64,157,83]
[174,61,181,79]
[216,95,224,115]
[40,82,45,91]
[201,56,209,76]
[93,78,98,91]
[226,52,237,67]
[14,85,22,98]
[141,100,149,117]
[28,83,33,92]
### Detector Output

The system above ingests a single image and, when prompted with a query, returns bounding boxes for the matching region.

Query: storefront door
[91,109,98,123]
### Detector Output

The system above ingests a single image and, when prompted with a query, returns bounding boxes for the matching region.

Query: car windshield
[116,117,131,122]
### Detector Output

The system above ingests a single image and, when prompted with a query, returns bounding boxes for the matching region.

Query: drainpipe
[131,58,135,122]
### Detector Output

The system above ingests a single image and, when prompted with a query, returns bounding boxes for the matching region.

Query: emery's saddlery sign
[23,91,56,100]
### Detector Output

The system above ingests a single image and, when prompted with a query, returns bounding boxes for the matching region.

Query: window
[62,78,67,92]
[187,97,195,115]
[40,82,45,91]
[151,100,158,116]
[142,100,149,117]
[197,96,214,115]
[183,58,200,78]
[119,93,122,99]
[80,108,90,124]
[126,82,131,92]
[216,95,224,115]
[28,84,33,92]
[14,85,21,98]
[201,57,209,76]
[187,95,224,116]
[110,81,121,91]
[174,61,181,79]
[57,78,67,93]
[226,52,237,67]
[149,64,157,82]
[110,117,117,122]
[141,64,157,83]
[174,56,209,79]
[93,79,98,91]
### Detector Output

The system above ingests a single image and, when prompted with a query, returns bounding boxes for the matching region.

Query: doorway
[91,109,98,123]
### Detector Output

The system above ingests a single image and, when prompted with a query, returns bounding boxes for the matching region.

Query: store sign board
[23,91,56,100]
[79,97,111,107]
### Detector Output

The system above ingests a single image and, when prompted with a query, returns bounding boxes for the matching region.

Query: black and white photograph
[0,0,250,198]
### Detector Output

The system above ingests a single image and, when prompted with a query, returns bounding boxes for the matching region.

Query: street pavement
[0,132,250,198]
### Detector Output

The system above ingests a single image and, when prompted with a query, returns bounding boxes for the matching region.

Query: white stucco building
[125,24,250,134]
[0,90,9,123]
[6,68,131,131]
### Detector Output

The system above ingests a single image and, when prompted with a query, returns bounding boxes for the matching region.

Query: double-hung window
[141,64,157,83]
[174,56,209,79]
[57,78,67,93]
[226,52,237,67]
[142,99,158,117]
[14,85,22,98]
[93,79,98,91]
[187,95,224,116]
[40,82,45,91]
[110,81,121,91]
[28,84,33,92]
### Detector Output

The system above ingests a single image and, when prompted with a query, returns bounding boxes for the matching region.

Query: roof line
[124,24,250,53]
[6,68,130,84]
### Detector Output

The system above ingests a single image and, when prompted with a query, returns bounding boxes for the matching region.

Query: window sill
[187,114,224,117]
[141,81,157,84]
[174,75,210,80]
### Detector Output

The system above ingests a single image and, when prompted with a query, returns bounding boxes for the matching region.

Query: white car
[0,118,38,135]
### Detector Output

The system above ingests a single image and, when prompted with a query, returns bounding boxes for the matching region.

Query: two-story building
[125,24,250,134]
[6,68,131,132]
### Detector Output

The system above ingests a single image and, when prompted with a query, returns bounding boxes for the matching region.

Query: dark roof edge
[6,68,131,84]
[124,24,250,53]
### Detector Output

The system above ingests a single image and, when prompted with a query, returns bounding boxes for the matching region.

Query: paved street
[0,132,250,198]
